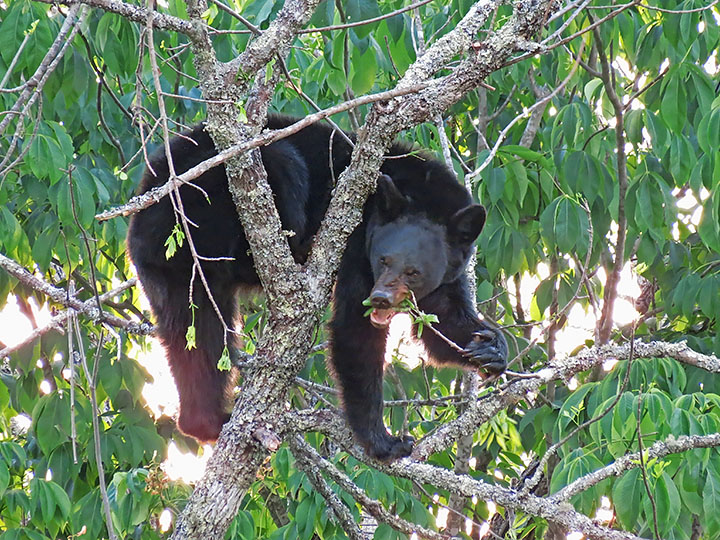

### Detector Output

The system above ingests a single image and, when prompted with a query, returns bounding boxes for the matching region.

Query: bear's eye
[405,269,419,278]
[379,256,388,266]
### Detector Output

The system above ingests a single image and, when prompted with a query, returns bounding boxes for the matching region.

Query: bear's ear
[448,204,486,244]
[375,174,407,221]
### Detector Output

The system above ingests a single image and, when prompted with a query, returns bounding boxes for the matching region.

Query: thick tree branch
[385,460,642,540]
[552,433,720,501]
[0,278,143,360]
[289,410,642,540]
[592,24,629,345]
[170,1,323,537]
[0,253,149,336]
[32,0,200,37]
[290,436,449,540]
[413,340,720,460]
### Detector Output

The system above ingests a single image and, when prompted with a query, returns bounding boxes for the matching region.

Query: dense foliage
[0,0,719,538]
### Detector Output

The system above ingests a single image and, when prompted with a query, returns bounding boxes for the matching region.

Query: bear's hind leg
[142,269,238,443]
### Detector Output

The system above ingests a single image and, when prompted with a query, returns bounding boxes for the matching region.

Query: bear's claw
[462,328,508,374]
[365,432,415,461]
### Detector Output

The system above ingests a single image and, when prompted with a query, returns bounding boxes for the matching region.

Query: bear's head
[365,175,486,327]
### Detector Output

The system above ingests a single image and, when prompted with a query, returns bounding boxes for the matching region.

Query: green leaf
[562,151,603,205]
[374,523,403,540]
[30,478,55,523]
[534,276,555,316]
[46,481,71,520]
[612,469,644,530]
[351,46,377,95]
[0,206,31,264]
[669,135,695,186]
[265,57,276,84]
[309,0,334,27]
[625,108,644,145]
[31,229,59,273]
[48,122,74,160]
[698,188,720,253]
[556,383,595,436]
[0,461,9,497]
[235,510,255,539]
[28,134,66,184]
[645,109,669,153]
[481,167,506,205]
[504,159,529,205]
[703,460,720,534]
[295,496,316,540]
[699,275,720,319]
[584,79,603,103]
[480,222,504,279]
[539,197,560,248]
[500,145,549,166]
[553,197,588,254]
[32,394,70,456]
[697,107,720,155]
[660,73,687,134]
[651,472,680,537]
[345,0,380,37]
[70,491,103,538]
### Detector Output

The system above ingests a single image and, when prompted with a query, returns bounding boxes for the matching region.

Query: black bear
[127,115,507,460]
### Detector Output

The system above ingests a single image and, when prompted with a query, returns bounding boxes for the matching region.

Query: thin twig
[305,0,434,33]
[71,319,118,540]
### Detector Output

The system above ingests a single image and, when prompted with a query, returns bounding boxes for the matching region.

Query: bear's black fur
[127,114,507,460]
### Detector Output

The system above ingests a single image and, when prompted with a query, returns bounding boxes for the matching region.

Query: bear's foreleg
[330,298,414,461]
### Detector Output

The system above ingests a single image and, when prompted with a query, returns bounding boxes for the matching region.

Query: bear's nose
[370,291,393,309]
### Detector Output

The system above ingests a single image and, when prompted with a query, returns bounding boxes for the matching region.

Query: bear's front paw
[366,432,414,461]
[462,328,508,374]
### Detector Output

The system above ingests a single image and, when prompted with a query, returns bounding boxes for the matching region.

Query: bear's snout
[369,290,394,309]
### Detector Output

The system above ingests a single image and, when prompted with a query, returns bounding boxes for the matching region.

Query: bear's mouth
[369,308,396,328]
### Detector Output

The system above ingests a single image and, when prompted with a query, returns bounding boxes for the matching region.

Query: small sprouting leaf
[164,236,176,259]
[164,224,185,259]
[362,296,374,317]
[185,325,196,350]
[217,347,232,371]
[236,103,248,123]
[265,57,276,84]
[186,301,197,349]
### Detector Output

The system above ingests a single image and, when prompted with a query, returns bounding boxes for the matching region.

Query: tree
[1,0,719,538]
